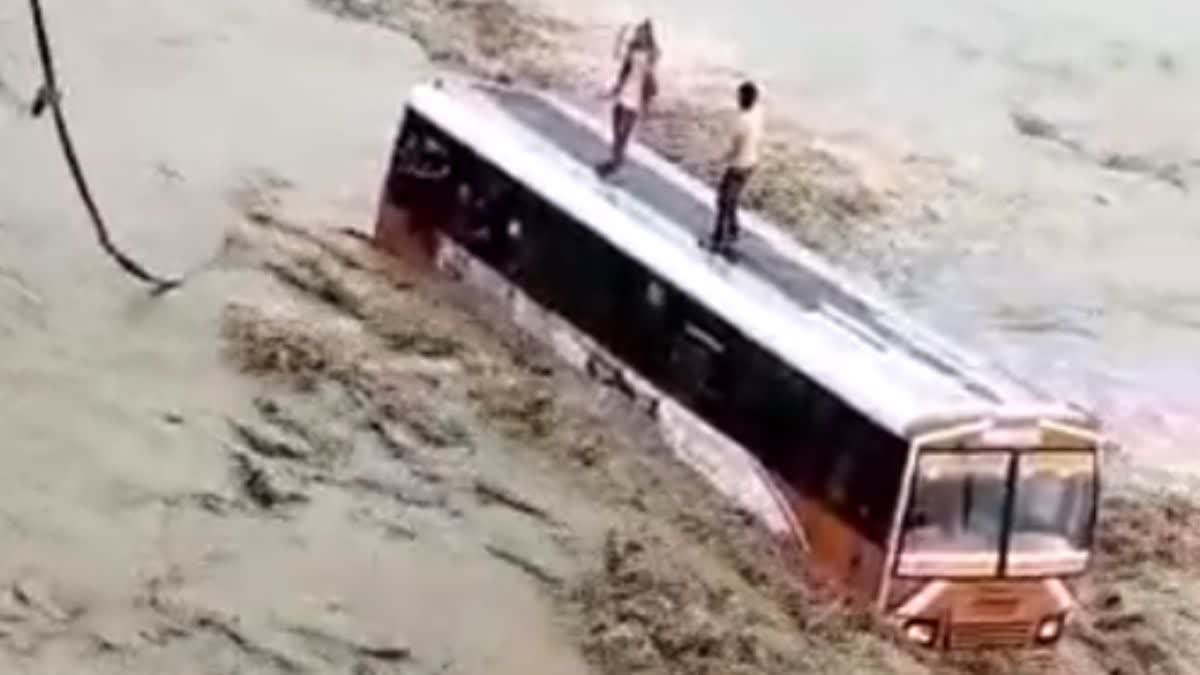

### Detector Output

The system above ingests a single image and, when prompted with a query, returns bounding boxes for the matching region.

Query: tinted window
[450,161,523,271]
[498,195,635,352]
[668,321,727,410]
[844,425,907,540]
[714,334,905,543]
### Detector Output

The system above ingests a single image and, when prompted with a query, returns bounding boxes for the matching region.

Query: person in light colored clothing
[708,81,763,252]
[597,19,660,177]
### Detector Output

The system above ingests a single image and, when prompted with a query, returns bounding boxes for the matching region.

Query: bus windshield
[1006,451,1095,575]
[897,450,1095,578]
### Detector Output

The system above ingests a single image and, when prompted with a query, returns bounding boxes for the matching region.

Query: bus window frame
[898,448,1013,579]
[1004,448,1098,578]
[889,445,1098,584]
[877,422,988,611]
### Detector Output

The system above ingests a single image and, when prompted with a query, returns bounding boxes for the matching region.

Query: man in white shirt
[707,81,763,254]
[597,20,660,177]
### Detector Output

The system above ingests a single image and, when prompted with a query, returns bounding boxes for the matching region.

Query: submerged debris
[1095,491,1200,573]
[350,507,420,541]
[573,529,868,675]
[1010,108,1084,153]
[484,543,563,587]
[7,578,75,625]
[283,621,412,664]
[222,304,335,388]
[1099,152,1187,190]
[1011,108,1188,190]
[192,613,308,673]
[375,322,463,358]
[264,256,369,320]
[474,479,560,526]
[376,397,472,449]
[231,419,312,462]
[470,380,558,439]
[230,452,309,511]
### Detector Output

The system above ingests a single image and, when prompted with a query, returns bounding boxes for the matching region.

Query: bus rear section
[882,420,1099,649]
[374,110,455,266]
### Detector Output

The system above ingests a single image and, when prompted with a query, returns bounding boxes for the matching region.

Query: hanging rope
[26,0,181,294]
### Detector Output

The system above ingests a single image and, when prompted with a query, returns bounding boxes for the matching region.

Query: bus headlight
[1036,616,1063,643]
[903,619,938,647]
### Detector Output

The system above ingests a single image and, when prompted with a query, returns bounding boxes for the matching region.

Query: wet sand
[1,0,1200,673]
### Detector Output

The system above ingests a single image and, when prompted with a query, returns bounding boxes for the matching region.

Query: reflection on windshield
[899,450,1096,578]
[900,454,1009,576]
[1007,452,1094,575]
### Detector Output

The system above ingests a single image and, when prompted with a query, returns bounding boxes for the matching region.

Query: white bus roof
[405,79,1096,437]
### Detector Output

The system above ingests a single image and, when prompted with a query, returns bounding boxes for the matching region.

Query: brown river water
[0,0,1198,672]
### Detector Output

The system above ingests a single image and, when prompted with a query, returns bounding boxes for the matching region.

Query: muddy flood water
[1,0,1199,673]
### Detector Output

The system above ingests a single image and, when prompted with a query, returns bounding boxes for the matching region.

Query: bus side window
[506,199,629,347]
[838,424,905,542]
[827,449,856,508]
[509,197,595,321]
[505,194,558,302]
[457,163,523,272]
[669,320,727,409]
[645,278,668,313]
[798,390,846,494]
[866,433,906,540]
[774,368,819,475]
[722,342,781,456]
[615,271,678,376]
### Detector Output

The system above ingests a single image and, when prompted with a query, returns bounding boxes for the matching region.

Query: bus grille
[949,621,1033,649]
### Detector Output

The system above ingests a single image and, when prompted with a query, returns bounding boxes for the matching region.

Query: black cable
[27,0,181,294]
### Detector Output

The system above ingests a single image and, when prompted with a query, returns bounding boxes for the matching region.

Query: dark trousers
[712,166,752,245]
[597,104,640,177]
[609,103,639,167]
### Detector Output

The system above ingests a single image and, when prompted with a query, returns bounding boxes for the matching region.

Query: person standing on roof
[596,19,660,177]
[707,81,764,254]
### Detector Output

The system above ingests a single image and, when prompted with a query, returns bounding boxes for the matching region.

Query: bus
[371,78,1105,650]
